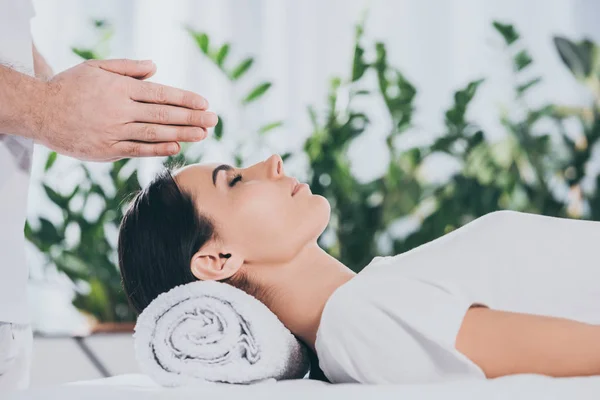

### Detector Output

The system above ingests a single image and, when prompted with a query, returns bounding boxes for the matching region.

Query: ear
[190,240,244,281]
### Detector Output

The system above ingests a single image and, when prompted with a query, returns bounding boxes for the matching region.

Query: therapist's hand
[34,59,217,161]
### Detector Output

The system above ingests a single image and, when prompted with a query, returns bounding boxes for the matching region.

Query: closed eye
[229,173,243,187]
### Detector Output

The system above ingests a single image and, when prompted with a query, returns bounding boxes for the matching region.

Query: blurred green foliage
[26,19,600,322]
[26,21,140,322]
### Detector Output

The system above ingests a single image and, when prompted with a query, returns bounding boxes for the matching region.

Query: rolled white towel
[133,281,309,386]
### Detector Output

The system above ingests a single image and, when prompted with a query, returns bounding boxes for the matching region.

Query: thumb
[85,59,157,80]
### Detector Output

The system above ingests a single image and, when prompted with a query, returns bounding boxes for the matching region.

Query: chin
[293,194,331,244]
[312,194,331,231]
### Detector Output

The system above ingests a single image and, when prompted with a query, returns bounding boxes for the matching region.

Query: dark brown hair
[118,169,260,314]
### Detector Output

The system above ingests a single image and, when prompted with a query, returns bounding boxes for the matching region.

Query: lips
[291,179,301,196]
[291,178,311,196]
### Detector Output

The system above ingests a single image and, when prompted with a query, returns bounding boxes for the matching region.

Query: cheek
[234,190,331,260]
[226,189,330,261]
[233,187,290,238]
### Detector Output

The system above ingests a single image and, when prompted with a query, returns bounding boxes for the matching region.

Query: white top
[315,211,600,384]
[0,0,36,323]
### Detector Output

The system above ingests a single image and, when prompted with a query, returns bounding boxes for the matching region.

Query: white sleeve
[315,274,486,384]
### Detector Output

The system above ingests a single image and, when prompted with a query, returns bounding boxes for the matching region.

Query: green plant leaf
[191,31,210,54]
[38,217,62,244]
[24,221,35,243]
[516,77,542,96]
[214,117,224,140]
[243,82,272,104]
[526,104,554,125]
[43,184,69,209]
[86,277,113,322]
[230,58,254,80]
[115,171,141,200]
[352,44,368,81]
[44,152,58,172]
[67,185,80,202]
[374,42,387,73]
[124,172,141,195]
[351,18,369,82]
[308,106,319,128]
[54,251,90,280]
[492,21,519,45]
[445,79,484,131]
[258,121,283,135]
[467,130,486,152]
[216,44,230,67]
[514,50,533,71]
[94,19,108,28]
[72,47,97,60]
[281,152,292,162]
[331,77,342,91]
[109,159,130,181]
[458,79,484,105]
[234,154,243,168]
[553,36,594,79]
[90,183,107,197]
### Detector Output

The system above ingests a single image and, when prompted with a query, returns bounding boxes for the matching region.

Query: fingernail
[169,143,179,153]
[195,98,208,109]
[206,112,218,126]
[141,60,154,65]
[193,129,204,141]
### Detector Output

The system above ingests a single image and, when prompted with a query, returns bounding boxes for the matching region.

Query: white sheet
[7,374,600,400]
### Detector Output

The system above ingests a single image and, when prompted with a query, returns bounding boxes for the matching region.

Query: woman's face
[175,154,331,264]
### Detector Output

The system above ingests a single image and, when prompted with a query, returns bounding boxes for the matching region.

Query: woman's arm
[456,307,600,378]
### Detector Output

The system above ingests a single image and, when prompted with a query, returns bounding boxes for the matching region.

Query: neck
[252,242,356,351]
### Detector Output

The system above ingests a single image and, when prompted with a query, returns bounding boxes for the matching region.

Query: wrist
[21,78,55,144]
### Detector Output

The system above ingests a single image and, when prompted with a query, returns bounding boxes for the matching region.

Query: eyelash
[229,173,243,187]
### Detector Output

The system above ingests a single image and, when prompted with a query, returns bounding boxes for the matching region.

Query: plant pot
[90,321,135,334]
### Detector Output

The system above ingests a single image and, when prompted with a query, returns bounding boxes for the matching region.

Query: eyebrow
[212,164,233,187]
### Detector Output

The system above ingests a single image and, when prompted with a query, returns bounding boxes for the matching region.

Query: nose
[265,154,284,179]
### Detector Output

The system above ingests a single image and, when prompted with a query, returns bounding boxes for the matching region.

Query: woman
[118,154,600,384]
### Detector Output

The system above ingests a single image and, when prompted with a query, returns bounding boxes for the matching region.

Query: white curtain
[26,0,600,330]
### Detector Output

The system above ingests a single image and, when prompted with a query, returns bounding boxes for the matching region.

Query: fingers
[130,81,209,110]
[126,123,207,143]
[134,103,218,128]
[85,59,157,79]
[112,141,181,158]
[111,123,209,159]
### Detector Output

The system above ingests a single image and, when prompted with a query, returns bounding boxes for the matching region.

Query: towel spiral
[134,281,309,386]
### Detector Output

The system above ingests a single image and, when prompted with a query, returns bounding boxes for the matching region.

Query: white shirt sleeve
[315,272,486,384]
[0,0,36,324]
